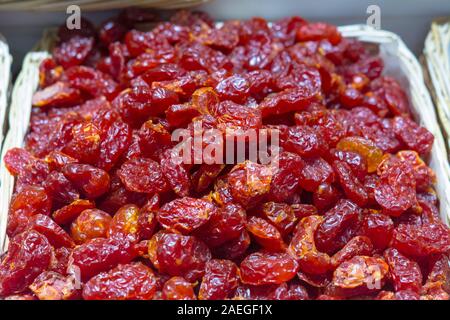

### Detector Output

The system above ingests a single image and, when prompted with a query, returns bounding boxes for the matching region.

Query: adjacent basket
[0,34,12,153]
[423,19,450,159]
[1,24,450,254]
[0,0,209,11]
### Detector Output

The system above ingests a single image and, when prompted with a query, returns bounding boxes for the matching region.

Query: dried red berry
[240,251,299,285]
[384,248,422,293]
[157,197,217,234]
[0,230,52,296]
[198,259,239,300]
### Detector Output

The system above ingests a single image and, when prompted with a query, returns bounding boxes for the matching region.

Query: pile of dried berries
[1,9,449,300]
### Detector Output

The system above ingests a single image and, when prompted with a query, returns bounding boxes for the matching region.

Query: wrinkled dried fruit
[157,197,217,234]
[30,271,79,300]
[108,204,140,242]
[228,161,273,209]
[0,230,52,296]
[240,251,299,285]
[336,136,383,173]
[155,232,211,282]
[69,237,135,281]
[27,214,75,248]
[195,203,246,247]
[374,159,416,216]
[246,216,286,251]
[162,277,197,300]
[62,164,110,199]
[384,248,422,293]
[361,212,393,250]
[391,223,450,258]
[331,236,373,267]
[7,186,52,236]
[288,215,332,275]
[315,199,361,254]
[2,10,446,300]
[117,158,169,194]
[71,209,112,244]
[53,199,95,225]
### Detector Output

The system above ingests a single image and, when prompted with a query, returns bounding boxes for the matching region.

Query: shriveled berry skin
[260,202,297,236]
[27,214,75,248]
[314,199,361,254]
[313,183,341,211]
[374,159,416,217]
[7,186,52,237]
[195,203,246,247]
[69,237,135,281]
[117,157,169,194]
[2,10,448,300]
[215,74,250,104]
[233,283,300,300]
[53,36,94,69]
[199,259,239,300]
[49,246,71,275]
[383,290,421,300]
[361,212,393,250]
[239,251,299,285]
[288,215,332,275]
[246,216,286,251]
[108,204,140,242]
[393,116,434,155]
[213,230,251,261]
[333,160,368,207]
[212,100,262,131]
[391,223,450,258]
[155,232,211,282]
[227,161,273,209]
[299,157,334,192]
[157,197,217,234]
[397,150,435,192]
[0,230,52,296]
[259,87,319,118]
[162,277,197,300]
[336,136,383,173]
[160,149,192,197]
[62,164,110,199]
[268,152,304,203]
[283,125,327,158]
[4,147,34,176]
[32,81,82,108]
[383,248,422,293]
[331,236,373,267]
[83,262,157,300]
[70,209,112,244]
[331,255,389,297]
[30,271,80,300]
[53,199,95,225]
[296,22,341,44]
[136,195,159,241]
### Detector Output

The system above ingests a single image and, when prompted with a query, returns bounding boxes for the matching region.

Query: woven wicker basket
[0,35,12,154]
[1,24,450,254]
[423,19,450,160]
[0,0,209,11]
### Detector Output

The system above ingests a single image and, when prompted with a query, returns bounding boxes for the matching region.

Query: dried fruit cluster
[1,10,449,300]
